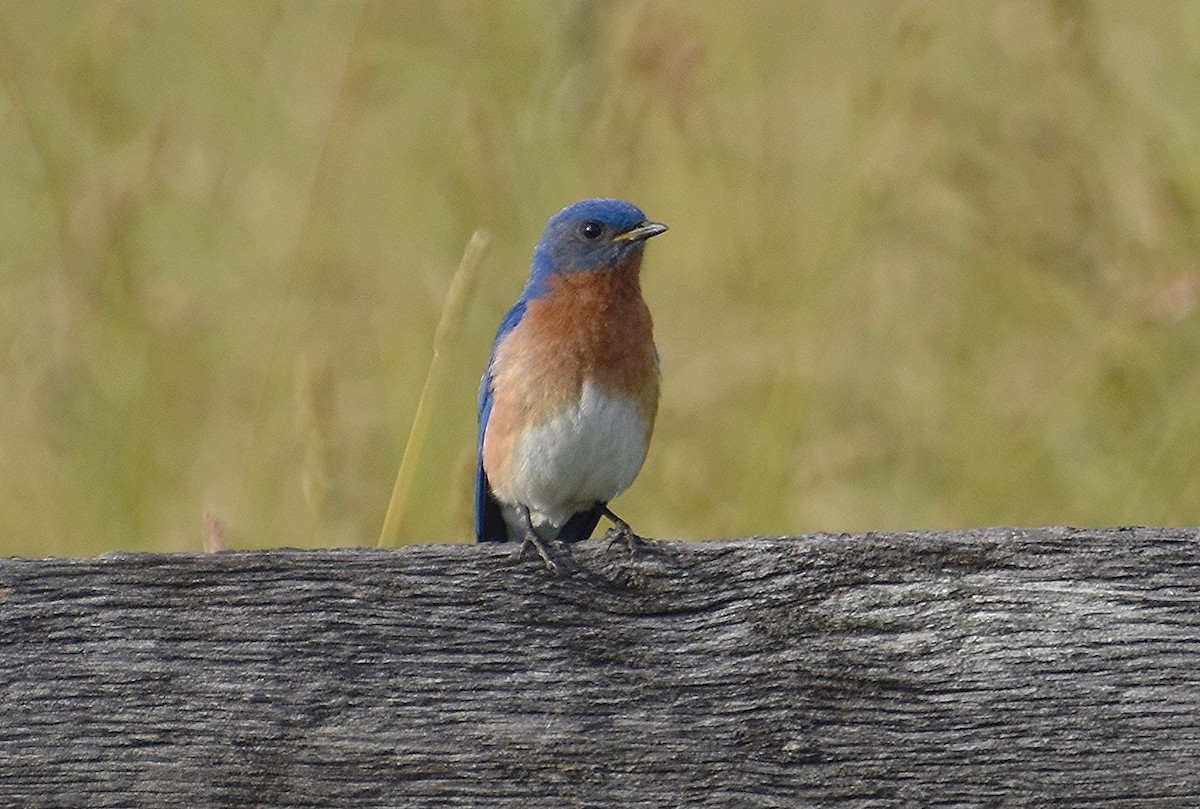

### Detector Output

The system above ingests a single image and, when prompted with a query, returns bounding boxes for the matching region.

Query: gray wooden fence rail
[2,526,1199,808]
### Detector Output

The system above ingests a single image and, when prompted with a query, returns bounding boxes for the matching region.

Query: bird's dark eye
[579,221,604,240]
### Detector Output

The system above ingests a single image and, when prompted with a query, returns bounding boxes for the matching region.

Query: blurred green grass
[2,1,1199,557]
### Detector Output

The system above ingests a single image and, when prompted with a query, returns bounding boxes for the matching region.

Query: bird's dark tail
[555,505,605,544]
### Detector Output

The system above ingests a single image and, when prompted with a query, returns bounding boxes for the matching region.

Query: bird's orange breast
[483,254,660,487]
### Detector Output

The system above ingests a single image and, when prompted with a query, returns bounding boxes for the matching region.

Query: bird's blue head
[524,198,667,297]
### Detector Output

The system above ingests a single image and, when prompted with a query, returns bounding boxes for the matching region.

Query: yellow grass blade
[377,228,491,548]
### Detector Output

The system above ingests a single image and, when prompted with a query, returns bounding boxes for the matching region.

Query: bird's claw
[604,520,650,557]
[519,532,564,574]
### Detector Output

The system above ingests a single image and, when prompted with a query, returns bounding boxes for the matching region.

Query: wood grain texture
[1,527,1198,808]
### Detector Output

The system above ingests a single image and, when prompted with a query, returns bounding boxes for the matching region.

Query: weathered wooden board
[2,527,1198,807]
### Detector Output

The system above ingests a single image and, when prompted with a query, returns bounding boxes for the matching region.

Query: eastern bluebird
[475,198,667,569]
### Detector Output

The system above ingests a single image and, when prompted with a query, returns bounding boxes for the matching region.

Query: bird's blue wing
[475,299,527,542]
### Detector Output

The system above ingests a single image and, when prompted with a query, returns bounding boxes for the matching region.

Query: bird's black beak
[614,221,668,242]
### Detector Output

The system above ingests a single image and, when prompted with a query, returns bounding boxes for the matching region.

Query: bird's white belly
[507,382,650,530]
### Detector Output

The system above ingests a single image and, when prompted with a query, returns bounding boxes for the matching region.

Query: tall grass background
[2,1,1198,557]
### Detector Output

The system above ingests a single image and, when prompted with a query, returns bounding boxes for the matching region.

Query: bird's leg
[515,505,563,573]
[600,505,647,555]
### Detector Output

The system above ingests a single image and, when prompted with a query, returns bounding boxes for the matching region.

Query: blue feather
[475,299,526,541]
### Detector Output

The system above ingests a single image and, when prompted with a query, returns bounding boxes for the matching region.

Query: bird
[475,198,667,569]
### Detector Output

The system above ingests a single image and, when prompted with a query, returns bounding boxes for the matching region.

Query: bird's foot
[518,531,565,574]
[603,518,651,557]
